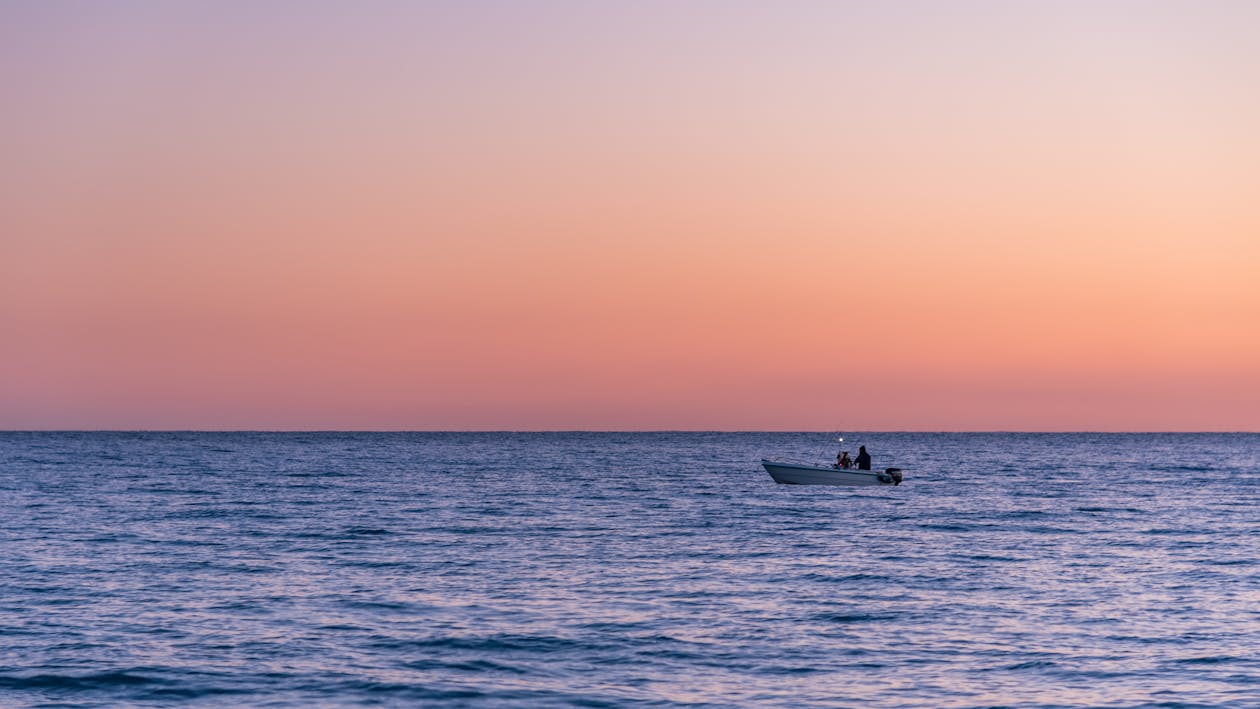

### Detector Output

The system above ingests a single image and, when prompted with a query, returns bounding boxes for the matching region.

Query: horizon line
[2,429,1257,435]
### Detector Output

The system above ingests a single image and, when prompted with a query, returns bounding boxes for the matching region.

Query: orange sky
[2,1,1258,430]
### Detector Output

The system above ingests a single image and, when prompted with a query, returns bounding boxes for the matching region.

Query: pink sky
[2,1,1258,430]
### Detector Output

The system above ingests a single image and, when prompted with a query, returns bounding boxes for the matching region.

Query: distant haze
[2,1,1258,430]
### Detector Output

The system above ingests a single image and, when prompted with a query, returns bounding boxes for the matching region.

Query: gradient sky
[2,1,1258,430]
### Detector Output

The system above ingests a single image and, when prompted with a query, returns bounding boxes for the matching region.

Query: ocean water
[1,432,1258,708]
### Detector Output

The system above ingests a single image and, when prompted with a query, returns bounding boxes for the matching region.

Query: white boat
[762,459,903,487]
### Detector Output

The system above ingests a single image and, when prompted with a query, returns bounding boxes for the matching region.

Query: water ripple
[0,431,1257,708]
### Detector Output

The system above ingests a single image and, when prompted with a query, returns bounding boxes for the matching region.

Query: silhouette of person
[836,451,852,469]
[855,445,871,470]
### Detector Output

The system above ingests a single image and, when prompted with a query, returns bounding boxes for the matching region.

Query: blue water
[2,432,1258,708]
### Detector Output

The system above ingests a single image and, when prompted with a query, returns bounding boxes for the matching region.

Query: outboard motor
[885,468,903,486]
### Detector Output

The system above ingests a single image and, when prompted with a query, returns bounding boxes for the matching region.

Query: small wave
[0,670,160,690]
[962,554,1024,562]
[916,523,975,532]
[576,620,656,633]
[339,600,414,612]
[752,664,829,675]
[445,526,510,535]
[165,508,233,519]
[208,600,266,612]
[290,531,342,539]
[316,623,363,631]
[324,681,485,701]
[1176,655,1241,665]
[333,560,414,569]
[811,612,897,624]
[402,658,530,675]
[633,647,704,662]
[1003,660,1058,671]
[157,537,226,547]
[343,527,392,536]
[215,564,279,575]
[380,634,587,654]
[1020,525,1080,534]
[1005,509,1052,517]
[801,572,892,583]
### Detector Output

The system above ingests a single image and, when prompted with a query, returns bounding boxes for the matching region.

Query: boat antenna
[829,435,844,464]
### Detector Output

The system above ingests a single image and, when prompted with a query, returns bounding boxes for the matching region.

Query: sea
[1,432,1258,708]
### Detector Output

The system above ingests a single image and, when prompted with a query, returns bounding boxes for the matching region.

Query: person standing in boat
[836,451,852,469]
[855,445,871,470]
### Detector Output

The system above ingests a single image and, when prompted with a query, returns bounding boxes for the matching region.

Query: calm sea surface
[1,432,1258,708]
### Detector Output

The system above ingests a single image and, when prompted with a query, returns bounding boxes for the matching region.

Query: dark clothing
[855,449,871,470]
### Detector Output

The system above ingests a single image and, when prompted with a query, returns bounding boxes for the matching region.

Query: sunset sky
[3,1,1258,430]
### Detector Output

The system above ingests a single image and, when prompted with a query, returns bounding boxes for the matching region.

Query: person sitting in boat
[835,451,852,469]
[855,445,871,470]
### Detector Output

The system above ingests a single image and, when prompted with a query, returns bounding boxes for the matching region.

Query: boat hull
[761,460,900,486]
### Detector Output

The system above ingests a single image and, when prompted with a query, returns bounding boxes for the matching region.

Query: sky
[2,0,1258,430]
